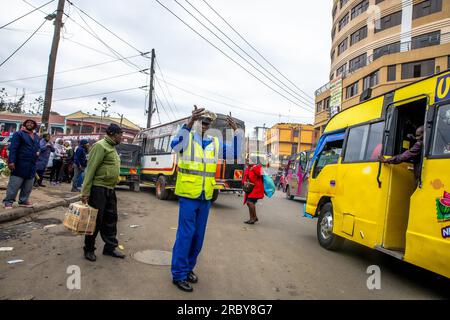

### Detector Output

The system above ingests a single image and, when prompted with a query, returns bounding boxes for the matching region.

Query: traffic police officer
[170,106,239,292]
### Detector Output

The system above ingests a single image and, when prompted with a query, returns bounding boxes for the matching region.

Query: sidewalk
[0,177,80,223]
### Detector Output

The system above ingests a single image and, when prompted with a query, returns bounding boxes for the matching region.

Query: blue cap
[80,139,89,146]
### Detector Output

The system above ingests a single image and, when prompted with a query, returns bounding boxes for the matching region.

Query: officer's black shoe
[103,249,125,259]
[173,280,193,292]
[84,251,97,262]
[187,271,198,283]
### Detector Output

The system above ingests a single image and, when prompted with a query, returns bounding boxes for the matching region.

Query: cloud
[0,0,332,131]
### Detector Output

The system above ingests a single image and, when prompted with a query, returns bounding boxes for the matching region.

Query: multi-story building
[265,123,314,166]
[314,0,450,139]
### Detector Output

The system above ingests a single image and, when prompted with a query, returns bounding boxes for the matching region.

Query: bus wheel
[286,186,294,200]
[317,202,344,250]
[156,176,169,200]
[211,189,219,203]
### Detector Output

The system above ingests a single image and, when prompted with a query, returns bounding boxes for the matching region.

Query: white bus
[133,114,245,201]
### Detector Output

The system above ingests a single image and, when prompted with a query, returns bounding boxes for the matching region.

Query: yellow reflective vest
[175,132,219,200]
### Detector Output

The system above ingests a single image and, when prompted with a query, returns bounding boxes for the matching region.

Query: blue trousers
[171,196,211,281]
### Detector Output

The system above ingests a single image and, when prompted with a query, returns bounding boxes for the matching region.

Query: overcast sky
[0,0,332,131]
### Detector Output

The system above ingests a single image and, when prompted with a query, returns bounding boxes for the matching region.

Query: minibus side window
[431,104,450,156]
[312,140,343,178]
[343,121,384,162]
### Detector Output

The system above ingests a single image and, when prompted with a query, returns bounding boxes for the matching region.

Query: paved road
[0,187,449,299]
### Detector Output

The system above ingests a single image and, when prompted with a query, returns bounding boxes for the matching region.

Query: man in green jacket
[81,123,125,262]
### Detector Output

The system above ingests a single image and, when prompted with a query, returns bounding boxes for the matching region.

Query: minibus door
[379,103,423,252]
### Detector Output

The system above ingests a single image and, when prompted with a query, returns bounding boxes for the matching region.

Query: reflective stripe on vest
[175,132,219,200]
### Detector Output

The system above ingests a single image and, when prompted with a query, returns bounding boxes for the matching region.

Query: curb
[0,195,81,224]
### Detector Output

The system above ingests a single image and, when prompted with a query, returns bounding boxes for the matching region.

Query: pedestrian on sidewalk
[62,140,74,183]
[3,119,40,209]
[50,138,65,185]
[170,106,240,292]
[35,133,54,187]
[81,124,124,262]
[72,139,89,192]
[242,156,264,224]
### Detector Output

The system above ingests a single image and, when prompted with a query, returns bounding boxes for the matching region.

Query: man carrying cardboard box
[81,123,124,262]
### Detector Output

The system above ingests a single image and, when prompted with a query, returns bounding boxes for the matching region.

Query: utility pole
[42,0,65,132]
[146,49,156,129]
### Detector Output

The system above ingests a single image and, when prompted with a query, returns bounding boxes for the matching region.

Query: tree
[8,93,25,113]
[28,96,44,115]
[0,88,8,112]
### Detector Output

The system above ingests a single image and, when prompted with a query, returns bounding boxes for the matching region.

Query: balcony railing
[315,32,450,97]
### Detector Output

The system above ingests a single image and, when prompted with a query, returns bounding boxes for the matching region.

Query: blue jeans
[72,166,84,189]
[171,197,212,281]
[3,175,34,205]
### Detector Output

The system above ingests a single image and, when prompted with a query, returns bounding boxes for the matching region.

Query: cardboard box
[63,202,98,235]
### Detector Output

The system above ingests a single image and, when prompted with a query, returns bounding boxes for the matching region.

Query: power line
[183,0,314,107]
[20,0,149,72]
[172,0,313,111]
[155,92,173,122]
[53,85,148,102]
[66,0,145,55]
[0,53,146,83]
[69,9,143,71]
[26,69,148,95]
[154,0,313,114]
[155,76,177,119]
[155,75,312,121]
[202,0,315,102]
[0,0,55,30]
[0,19,47,68]
[155,57,180,113]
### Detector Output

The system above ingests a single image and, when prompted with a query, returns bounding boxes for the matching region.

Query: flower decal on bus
[437,191,450,222]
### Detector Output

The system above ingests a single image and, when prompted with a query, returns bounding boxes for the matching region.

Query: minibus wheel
[317,202,344,250]
[156,176,169,200]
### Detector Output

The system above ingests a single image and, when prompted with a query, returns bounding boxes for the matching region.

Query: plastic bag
[263,173,275,198]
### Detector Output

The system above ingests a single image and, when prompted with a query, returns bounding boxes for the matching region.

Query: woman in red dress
[242,158,264,224]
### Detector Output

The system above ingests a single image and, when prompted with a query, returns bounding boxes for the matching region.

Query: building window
[291,143,298,155]
[337,64,347,77]
[375,0,384,4]
[332,27,336,40]
[401,59,435,79]
[387,65,397,81]
[373,42,401,60]
[363,70,379,90]
[411,31,441,50]
[316,101,323,113]
[350,25,368,45]
[338,38,348,55]
[351,0,369,20]
[349,53,367,72]
[339,13,350,31]
[340,0,349,9]
[375,11,402,33]
[413,0,442,19]
[331,49,335,63]
[324,97,331,110]
[346,81,359,99]
[332,5,338,19]
[293,130,299,138]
